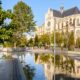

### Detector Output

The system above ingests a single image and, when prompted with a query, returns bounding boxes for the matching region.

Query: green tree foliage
[0,6,6,25]
[10,1,35,47]
[34,35,39,46]
[0,4,13,25]
[40,34,50,46]
[51,32,64,47]
[23,65,35,80]
[6,9,13,19]
[0,1,35,47]
[28,38,34,47]
[51,32,54,44]
[0,7,13,46]
[0,24,13,46]
[40,54,52,63]
[0,2,13,46]
[68,31,74,50]
[56,32,63,47]
[12,1,35,33]
[63,35,67,48]
[14,35,27,47]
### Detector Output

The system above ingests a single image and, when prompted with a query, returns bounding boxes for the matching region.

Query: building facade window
[76,30,80,38]
[47,21,51,26]
[77,18,80,26]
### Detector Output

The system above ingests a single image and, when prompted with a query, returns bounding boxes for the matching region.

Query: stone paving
[0,59,26,80]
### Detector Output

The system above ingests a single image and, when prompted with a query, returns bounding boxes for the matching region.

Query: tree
[56,32,63,47]
[28,38,34,47]
[0,24,13,46]
[11,1,35,47]
[51,32,64,47]
[51,32,54,44]
[0,2,13,46]
[0,1,13,26]
[23,65,35,80]
[68,31,74,50]
[12,1,35,33]
[40,34,50,46]
[11,35,27,47]
[34,35,39,46]
[0,5,6,25]
[63,34,67,48]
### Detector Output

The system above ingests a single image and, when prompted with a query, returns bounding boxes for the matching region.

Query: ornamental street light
[54,18,56,80]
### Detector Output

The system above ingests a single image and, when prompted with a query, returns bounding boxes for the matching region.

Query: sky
[2,0,80,26]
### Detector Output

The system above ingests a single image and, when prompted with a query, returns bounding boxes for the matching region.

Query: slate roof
[52,7,80,17]
[53,9,62,17]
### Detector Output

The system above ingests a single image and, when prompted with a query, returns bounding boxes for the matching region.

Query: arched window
[72,19,76,26]
[69,18,72,25]
[58,22,60,29]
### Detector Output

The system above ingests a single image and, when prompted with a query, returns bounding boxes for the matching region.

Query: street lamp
[54,18,56,80]
[73,18,75,50]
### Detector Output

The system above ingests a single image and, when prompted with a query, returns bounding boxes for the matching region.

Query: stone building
[45,6,80,40]
[36,7,80,41]
[35,25,44,37]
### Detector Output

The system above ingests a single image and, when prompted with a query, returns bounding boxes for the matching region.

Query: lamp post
[73,18,75,50]
[54,18,56,80]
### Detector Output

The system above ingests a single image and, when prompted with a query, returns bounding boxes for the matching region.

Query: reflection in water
[13,52,80,80]
[23,65,35,80]
[17,52,45,80]
[1,52,80,80]
[34,53,80,80]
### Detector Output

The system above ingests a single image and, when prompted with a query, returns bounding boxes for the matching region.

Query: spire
[60,5,64,14]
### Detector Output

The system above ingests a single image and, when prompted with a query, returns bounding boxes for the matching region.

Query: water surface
[0,52,80,80]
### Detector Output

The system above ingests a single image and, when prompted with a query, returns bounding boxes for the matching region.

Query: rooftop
[51,7,80,17]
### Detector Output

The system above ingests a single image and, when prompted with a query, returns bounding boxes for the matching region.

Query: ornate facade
[36,7,80,41]
[45,7,80,40]
[35,54,80,80]
[35,25,44,37]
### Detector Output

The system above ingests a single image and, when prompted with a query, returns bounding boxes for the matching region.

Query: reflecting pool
[1,52,80,80]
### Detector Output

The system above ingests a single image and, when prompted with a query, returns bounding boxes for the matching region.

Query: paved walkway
[0,59,26,80]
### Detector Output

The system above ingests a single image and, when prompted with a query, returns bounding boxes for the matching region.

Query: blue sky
[2,0,80,26]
